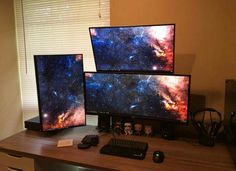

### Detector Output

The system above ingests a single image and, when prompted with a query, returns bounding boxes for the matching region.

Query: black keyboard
[100,138,148,160]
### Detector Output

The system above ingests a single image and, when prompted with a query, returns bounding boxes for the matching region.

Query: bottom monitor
[84,72,191,123]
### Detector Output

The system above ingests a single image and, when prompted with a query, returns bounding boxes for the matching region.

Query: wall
[110,0,236,114]
[0,0,23,140]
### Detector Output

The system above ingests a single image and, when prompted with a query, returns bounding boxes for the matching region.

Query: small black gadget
[81,135,99,146]
[153,151,165,163]
[78,135,99,149]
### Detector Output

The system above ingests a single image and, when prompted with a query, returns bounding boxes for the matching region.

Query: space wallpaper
[90,25,174,72]
[85,73,190,122]
[35,54,85,131]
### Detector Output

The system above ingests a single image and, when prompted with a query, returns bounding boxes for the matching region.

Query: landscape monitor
[84,72,190,123]
[89,24,175,73]
[34,54,86,131]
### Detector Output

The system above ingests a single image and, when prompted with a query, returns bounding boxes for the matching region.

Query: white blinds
[14,0,110,119]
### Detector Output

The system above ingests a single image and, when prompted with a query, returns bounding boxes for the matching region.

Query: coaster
[57,139,73,147]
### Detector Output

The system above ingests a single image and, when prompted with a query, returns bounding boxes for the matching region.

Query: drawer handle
[7,154,23,158]
[8,167,23,171]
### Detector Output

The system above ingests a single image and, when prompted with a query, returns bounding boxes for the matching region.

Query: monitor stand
[97,115,111,132]
[160,122,177,140]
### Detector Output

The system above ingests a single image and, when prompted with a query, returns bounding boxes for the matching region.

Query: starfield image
[89,24,175,72]
[85,73,190,122]
[34,54,85,131]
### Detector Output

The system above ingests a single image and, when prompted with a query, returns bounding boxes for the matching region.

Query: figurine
[124,122,133,135]
[113,121,123,134]
[144,125,153,137]
[134,123,143,136]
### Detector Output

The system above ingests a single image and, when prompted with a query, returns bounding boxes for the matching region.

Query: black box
[24,116,41,131]
[224,79,236,145]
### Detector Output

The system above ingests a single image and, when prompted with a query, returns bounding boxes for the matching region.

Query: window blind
[14,0,110,119]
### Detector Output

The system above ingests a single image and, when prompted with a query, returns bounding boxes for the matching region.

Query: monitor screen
[34,54,86,131]
[84,72,190,123]
[89,24,175,73]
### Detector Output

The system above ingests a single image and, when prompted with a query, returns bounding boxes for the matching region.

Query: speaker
[189,94,206,114]
[160,122,176,140]
[230,112,236,144]
[224,80,236,145]
[97,115,110,132]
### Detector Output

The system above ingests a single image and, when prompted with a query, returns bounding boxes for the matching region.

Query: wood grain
[0,126,235,171]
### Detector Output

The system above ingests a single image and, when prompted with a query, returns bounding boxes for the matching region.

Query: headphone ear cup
[209,122,216,136]
[192,121,202,133]
[211,121,222,136]
[199,122,208,135]
[193,121,208,135]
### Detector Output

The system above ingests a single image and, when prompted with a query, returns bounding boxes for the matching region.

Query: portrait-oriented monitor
[84,72,190,123]
[89,24,175,73]
[34,54,86,131]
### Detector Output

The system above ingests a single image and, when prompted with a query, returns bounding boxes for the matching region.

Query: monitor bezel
[34,54,86,132]
[89,23,176,74]
[84,71,191,124]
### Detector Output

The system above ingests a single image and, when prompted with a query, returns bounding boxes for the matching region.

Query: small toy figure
[113,121,123,134]
[144,125,153,137]
[124,122,133,135]
[134,123,143,136]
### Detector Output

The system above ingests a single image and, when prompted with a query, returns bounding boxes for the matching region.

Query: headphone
[192,108,222,146]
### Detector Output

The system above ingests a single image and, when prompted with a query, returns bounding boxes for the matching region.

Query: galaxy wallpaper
[34,54,85,131]
[89,24,175,72]
[85,73,190,123]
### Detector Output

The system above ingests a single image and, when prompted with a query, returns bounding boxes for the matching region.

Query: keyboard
[100,138,148,160]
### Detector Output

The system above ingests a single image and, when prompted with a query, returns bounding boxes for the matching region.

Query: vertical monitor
[89,24,175,73]
[34,54,85,131]
[84,72,190,123]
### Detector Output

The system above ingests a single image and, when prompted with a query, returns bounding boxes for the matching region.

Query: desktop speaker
[230,112,236,144]
[224,79,236,145]
[97,115,110,132]
[160,122,176,140]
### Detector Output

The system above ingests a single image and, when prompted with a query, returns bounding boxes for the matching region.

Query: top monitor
[89,24,175,73]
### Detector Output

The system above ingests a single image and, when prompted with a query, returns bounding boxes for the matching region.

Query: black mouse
[153,151,165,163]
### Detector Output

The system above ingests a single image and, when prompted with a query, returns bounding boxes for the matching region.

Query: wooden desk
[0,126,235,171]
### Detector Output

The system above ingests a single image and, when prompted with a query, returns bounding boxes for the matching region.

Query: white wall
[111,0,236,114]
[0,0,23,140]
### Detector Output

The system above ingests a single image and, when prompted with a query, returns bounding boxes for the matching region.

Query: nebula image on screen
[89,24,175,72]
[85,73,190,122]
[34,54,85,131]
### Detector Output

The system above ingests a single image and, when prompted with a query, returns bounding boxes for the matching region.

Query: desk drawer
[0,152,34,171]
[0,165,26,171]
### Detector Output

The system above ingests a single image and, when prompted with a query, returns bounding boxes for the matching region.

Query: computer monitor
[34,54,86,131]
[89,24,175,73]
[84,72,190,123]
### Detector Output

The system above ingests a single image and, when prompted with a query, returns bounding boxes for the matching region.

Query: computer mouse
[153,151,165,163]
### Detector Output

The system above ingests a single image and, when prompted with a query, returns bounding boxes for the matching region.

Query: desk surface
[0,126,235,171]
